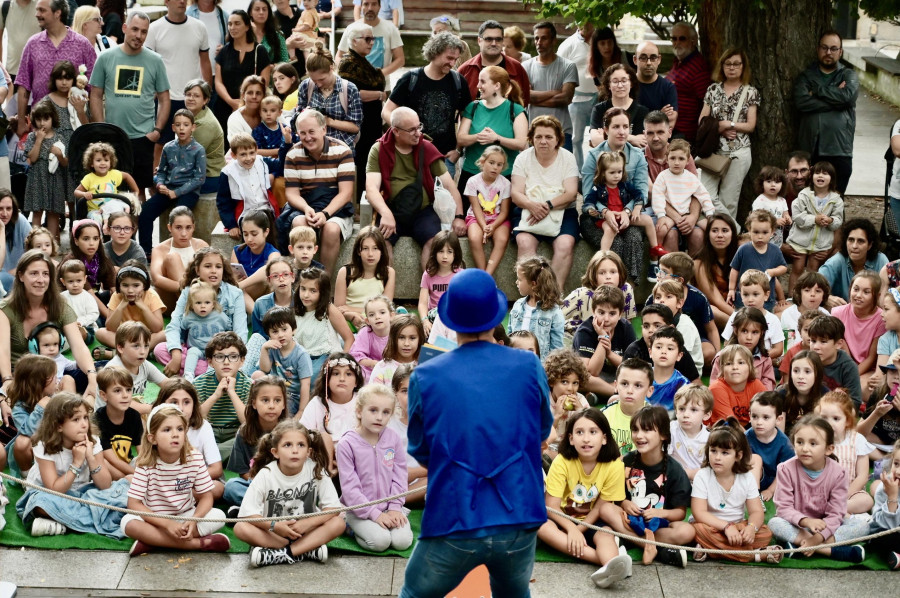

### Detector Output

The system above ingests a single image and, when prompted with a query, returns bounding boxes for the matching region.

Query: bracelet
[545,200,553,210]
[749,522,760,532]
[321,210,331,220]
[888,499,899,505]
[90,464,102,475]
[87,369,97,374]
[68,465,81,477]
[270,520,277,532]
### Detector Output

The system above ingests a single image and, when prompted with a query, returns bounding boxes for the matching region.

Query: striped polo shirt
[283,136,355,195]
[195,370,252,429]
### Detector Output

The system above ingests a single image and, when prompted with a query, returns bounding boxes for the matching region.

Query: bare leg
[47,212,60,238]
[848,491,875,515]
[789,254,807,292]
[14,435,34,473]
[319,222,343,275]
[149,330,167,351]
[537,520,617,565]
[516,232,538,260]
[468,224,487,270]
[487,226,510,276]
[419,238,434,272]
[94,327,116,348]
[551,235,575,290]
[600,222,616,250]
[663,227,680,252]
[124,519,207,550]
[639,216,660,247]
[702,341,716,368]
[687,224,706,256]
[31,210,44,229]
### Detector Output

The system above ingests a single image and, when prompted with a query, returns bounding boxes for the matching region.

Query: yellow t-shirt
[603,401,645,456]
[107,288,166,323]
[545,455,625,519]
[81,170,124,212]
[283,90,299,112]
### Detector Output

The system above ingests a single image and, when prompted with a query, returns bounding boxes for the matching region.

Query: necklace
[717,477,735,509]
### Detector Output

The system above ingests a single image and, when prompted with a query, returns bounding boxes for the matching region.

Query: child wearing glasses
[104,212,147,269]
[194,331,253,457]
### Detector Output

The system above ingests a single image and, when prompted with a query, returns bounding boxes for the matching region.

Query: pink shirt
[349,325,389,381]
[774,457,848,540]
[420,270,457,311]
[832,304,885,366]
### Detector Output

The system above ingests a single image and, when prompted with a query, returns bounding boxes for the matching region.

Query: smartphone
[231,263,248,280]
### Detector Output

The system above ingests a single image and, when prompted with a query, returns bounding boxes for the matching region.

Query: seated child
[252,96,291,176]
[778,349,827,433]
[647,326,689,411]
[257,306,313,416]
[370,314,424,386]
[417,231,462,336]
[651,139,715,252]
[746,391,794,502]
[563,250,636,333]
[603,358,654,454]
[9,354,57,475]
[29,323,77,393]
[104,321,167,412]
[867,439,900,569]
[288,225,325,273]
[195,332,253,456]
[723,269,784,360]
[711,307,775,391]
[509,255,565,361]
[871,289,900,396]
[624,304,700,384]
[386,365,427,506]
[180,279,232,382]
[464,145,512,276]
[95,260,166,351]
[691,418,780,563]
[778,310,820,382]
[294,0,320,48]
[780,271,830,348]
[338,384,414,553]
[349,295,393,381]
[94,367,142,480]
[709,345,767,427]
[231,209,281,309]
[807,315,863,408]
[234,420,344,568]
[651,279,703,373]
[73,141,139,226]
[217,133,275,241]
[59,259,99,345]
[104,212,148,269]
[25,226,60,267]
[543,349,592,461]
[832,271,885,395]
[858,358,900,458]
[727,210,787,312]
[669,384,713,480]
[572,285,636,397]
[334,227,396,329]
[538,408,632,588]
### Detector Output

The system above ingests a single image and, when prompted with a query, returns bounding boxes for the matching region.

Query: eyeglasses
[110,226,134,233]
[396,123,424,134]
[481,36,503,43]
[637,54,660,62]
[358,36,375,43]
[212,353,242,363]
[90,16,104,24]
[723,61,743,68]
[609,79,630,87]
[788,168,810,176]
[672,35,691,42]
[267,271,293,281]
[819,45,841,53]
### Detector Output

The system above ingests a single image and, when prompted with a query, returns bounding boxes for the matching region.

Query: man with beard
[665,21,710,144]
[336,0,403,78]
[458,20,531,106]
[785,150,811,204]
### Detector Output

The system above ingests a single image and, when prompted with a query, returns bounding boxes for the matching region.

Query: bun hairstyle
[306,41,335,72]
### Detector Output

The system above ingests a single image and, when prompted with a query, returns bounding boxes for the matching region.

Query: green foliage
[523,0,700,28]
[857,0,900,23]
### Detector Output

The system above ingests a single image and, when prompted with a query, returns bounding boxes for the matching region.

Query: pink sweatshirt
[349,326,389,381]
[774,456,848,540]
[336,427,408,520]
[651,169,715,219]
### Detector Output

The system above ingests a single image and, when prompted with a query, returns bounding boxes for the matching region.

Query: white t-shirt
[145,17,210,101]
[188,420,222,467]
[669,420,709,471]
[890,119,900,199]
[781,304,829,348]
[511,147,580,196]
[61,290,100,328]
[103,357,168,404]
[337,18,403,71]
[238,459,341,518]
[723,309,783,350]
[691,468,759,523]
[387,416,422,470]
[556,32,594,99]
[195,9,222,65]
[299,394,358,446]
[27,437,103,490]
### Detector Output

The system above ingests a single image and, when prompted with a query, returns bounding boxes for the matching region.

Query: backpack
[305,76,360,145]
[406,67,464,99]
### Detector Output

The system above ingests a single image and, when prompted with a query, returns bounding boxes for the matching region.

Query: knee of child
[392,528,414,551]
[363,528,392,552]
[14,434,32,453]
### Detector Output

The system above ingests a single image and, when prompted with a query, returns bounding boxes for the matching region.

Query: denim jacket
[582,180,643,215]
[186,4,229,53]
[507,297,564,360]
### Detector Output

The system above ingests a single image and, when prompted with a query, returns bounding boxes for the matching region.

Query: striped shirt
[195,370,252,428]
[665,50,711,142]
[128,450,214,515]
[651,169,715,219]
[284,136,355,195]
[295,77,364,148]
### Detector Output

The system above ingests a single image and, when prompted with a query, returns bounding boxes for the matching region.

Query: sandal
[92,347,113,360]
[755,545,783,564]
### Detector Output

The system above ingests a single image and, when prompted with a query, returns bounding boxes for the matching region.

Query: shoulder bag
[696,86,750,178]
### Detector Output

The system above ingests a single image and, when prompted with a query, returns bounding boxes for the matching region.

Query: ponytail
[249,433,278,478]
[306,429,331,480]
[506,79,524,107]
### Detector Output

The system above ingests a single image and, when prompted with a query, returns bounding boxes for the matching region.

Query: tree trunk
[697,0,832,221]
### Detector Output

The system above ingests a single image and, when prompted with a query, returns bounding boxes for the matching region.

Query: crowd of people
[0,0,898,592]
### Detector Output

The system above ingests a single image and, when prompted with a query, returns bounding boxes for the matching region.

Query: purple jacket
[349,326,389,381]
[774,456,848,540]
[337,427,408,520]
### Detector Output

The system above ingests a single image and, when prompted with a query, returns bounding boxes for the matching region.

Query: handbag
[515,185,565,237]
[696,153,733,177]
[695,86,751,177]
[390,144,425,229]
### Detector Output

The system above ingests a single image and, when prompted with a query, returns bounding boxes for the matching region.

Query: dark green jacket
[793,61,858,157]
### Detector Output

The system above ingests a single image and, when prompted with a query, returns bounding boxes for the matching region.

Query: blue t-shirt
[183,310,231,351]
[746,427,794,490]
[252,122,285,176]
[730,242,787,311]
[646,283,713,340]
[878,330,900,357]
[637,76,679,113]
[649,370,688,411]
[267,342,313,400]
[235,243,280,276]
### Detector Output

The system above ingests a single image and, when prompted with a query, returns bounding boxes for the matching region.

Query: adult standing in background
[557,21,594,171]
[72,6,114,54]
[16,0,95,136]
[294,44,363,151]
[336,0,404,78]
[97,0,125,42]
[665,21,710,143]
[0,0,41,84]
[632,40,678,127]
[248,0,289,63]
[785,150,811,203]
[794,30,858,195]
[698,47,758,222]
[146,0,211,168]
[430,14,471,68]
[502,25,530,63]
[90,11,170,204]
[187,0,229,80]
[587,26,629,90]
[522,22,577,151]
[353,0,400,28]
[0,191,31,293]
[588,63,648,148]
[458,20,531,107]
[399,268,552,598]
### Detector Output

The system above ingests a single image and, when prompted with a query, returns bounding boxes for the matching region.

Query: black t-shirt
[95,406,144,464]
[388,69,472,154]
[622,450,692,510]
[624,337,700,382]
[274,7,303,63]
[590,100,648,135]
[573,317,636,379]
[871,405,900,446]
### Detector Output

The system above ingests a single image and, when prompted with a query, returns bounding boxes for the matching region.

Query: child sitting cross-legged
[669,384,713,481]
[94,367,143,480]
[195,331,253,457]
[646,326,689,412]
[691,418,781,563]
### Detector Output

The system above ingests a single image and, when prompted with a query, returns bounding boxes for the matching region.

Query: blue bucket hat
[437,269,507,333]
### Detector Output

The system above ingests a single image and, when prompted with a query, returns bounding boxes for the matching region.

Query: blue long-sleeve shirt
[582,141,648,201]
[165,283,247,352]
[154,138,207,197]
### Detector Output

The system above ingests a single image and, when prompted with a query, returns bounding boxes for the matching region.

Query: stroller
[67,122,138,226]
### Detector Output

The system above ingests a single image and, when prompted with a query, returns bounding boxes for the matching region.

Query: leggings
[346,511,413,552]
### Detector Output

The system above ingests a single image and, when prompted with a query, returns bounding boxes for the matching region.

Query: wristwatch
[545,200,553,210]
[454,214,465,220]
[730,121,736,129]
[321,210,331,220]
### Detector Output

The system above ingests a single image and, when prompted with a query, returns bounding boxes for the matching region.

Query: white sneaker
[590,554,630,588]
[31,517,66,536]
[618,544,633,578]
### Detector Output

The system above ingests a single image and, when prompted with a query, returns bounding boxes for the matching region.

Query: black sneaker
[655,547,687,568]
[250,546,296,568]
[226,505,240,526]
[830,544,865,563]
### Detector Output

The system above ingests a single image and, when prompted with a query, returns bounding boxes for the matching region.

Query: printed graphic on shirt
[625,465,665,510]
[430,283,448,295]
[419,90,456,143]
[369,38,385,69]
[110,434,135,462]
[382,448,395,468]
[174,477,192,492]
[563,482,599,518]
[478,191,499,215]
[263,481,318,517]
[610,428,633,455]
[115,65,144,96]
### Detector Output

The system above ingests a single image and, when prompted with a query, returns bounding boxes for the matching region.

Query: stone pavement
[849,88,900,197]
[1,546,898,597]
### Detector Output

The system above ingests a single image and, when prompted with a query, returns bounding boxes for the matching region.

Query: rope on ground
[0,471,425,523]
[546,507,900,556]
[2,469,897,556]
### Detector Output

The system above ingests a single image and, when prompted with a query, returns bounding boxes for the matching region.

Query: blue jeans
[398,528,537,598]
[223,477,251,506]
[563,133,573,153]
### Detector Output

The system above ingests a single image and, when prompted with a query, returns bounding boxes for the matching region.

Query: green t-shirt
[366,142,447,209]
[603,400,645,456]
[90,47,171,139]
[461,99,526,176]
